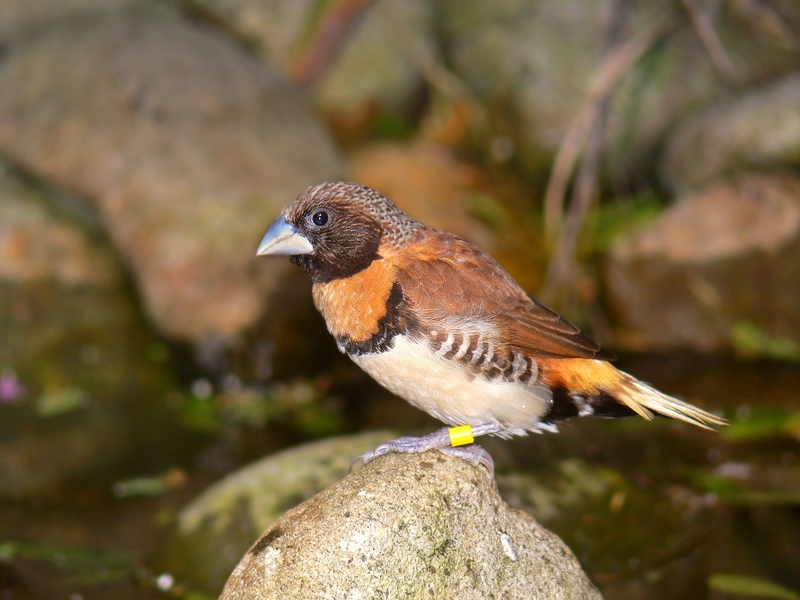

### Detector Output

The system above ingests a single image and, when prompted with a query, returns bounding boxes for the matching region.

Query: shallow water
[0,352,798,599]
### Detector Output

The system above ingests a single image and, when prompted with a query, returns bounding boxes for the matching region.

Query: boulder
[436,0,800,174]
[605,174,800,351]
[220,451,602,600]
[175,0,315,71]
[0,0,173,44]
[179,0,433,116]
[0,16,344,343]
[314,0,433,115]
[662,75,800,191]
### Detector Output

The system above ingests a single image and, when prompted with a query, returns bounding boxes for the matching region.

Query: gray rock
[0,0,174,44]
[605,174,800,351]
[170,432,397,591]
[0,17,344,343]
[0,164,173,496]
[315,0,433,114]
[662,75,800,191]
[181,0,433,115]
[220,451,602,600]
[436,0,800,174]
[176,0,316,69]
[0,166,118,288]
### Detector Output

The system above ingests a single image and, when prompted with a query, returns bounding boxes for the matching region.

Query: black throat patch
[291,248,381,284]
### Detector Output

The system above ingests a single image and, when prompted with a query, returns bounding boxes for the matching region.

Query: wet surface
[0,352,798,599]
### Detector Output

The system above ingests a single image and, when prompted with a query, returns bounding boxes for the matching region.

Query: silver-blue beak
[256,215,314,256]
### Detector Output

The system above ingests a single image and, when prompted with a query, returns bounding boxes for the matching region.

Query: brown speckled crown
[301,182,422,249]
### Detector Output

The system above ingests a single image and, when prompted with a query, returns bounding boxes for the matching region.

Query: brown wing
[396,230,615,361]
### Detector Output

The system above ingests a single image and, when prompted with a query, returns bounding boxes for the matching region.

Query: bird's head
[257,182,418,283]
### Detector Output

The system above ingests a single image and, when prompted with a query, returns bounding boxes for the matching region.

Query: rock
[605,174,800,351]
[314,0,433,115]
[168,432,396,591]
[219,451,602,600]
[0,170,118,288]
[662,75,800,191]
[0,0,174,44]
[181,0,433,117]
[0,164,174,496]
[0,17,344,343]
[436,0,800,174]
[176,0,315,70]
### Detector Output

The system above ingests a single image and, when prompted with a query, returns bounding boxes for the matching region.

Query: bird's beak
[256,215,314,256]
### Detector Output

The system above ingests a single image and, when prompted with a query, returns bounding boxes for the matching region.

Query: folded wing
[396,230,615,361]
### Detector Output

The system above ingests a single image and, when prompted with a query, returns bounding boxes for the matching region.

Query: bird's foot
[351,424,501,477]
[436,444,496,478]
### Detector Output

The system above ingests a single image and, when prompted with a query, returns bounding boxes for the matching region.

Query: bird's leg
[351,423,503,477]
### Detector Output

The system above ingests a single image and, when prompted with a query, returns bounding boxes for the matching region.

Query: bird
[256,181,726,475]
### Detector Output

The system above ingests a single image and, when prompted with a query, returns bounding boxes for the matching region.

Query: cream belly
[350,334,553,436]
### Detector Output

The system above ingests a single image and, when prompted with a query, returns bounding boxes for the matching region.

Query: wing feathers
[395,230,613,362]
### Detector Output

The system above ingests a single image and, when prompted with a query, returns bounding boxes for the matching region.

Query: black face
[286,198,384,283]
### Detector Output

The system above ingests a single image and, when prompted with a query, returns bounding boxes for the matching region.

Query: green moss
[731,321,800,363]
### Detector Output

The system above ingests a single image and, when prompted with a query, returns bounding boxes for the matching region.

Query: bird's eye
[311,210,329,227]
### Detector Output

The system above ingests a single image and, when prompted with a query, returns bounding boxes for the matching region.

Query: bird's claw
[437,445,495,478]
[350,427,495,477]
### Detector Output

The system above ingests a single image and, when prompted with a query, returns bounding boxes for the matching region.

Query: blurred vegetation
[731,322,800,363]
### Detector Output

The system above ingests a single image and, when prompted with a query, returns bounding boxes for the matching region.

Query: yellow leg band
[449,425,474,447]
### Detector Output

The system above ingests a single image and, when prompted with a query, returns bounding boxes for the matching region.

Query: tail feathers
[615,374,728,430]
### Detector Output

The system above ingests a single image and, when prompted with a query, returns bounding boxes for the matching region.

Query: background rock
[0,170,118,288]
[605,173,800,351]
[661,75,800,191]
[0,16,344,344]
[0,0,174,44]
[437,0,800,174]
[220,451,603,600]
[185,0,800,176]
[180,0,433,117]
[177,0,315,68]
[0,164,174,496]
[168,432,396,590]
[314,0,433,116]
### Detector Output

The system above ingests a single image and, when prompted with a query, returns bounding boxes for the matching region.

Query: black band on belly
[336,281,418,356]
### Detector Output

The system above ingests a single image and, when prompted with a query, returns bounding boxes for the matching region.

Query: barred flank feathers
[616,373,728,430]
